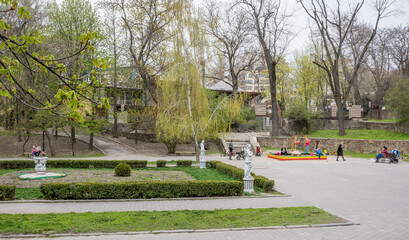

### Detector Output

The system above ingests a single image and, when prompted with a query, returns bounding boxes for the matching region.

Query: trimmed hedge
[0,160,148,169]
[209,161,275,192]
[176,160,192,167]
[40,181,243,200]
[0,185,16,201]
[156,160,167,167]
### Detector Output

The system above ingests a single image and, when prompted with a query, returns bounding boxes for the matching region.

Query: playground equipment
[291,135,309,153]
[268,153,327,161]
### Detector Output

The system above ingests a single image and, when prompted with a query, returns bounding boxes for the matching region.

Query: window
[245,80,253,84]
[248,73,253,78]
[246,86,253,90]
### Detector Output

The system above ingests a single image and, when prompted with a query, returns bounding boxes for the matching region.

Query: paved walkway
[2,138,409,239]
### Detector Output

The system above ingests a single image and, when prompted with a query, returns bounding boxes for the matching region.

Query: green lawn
[0,207,346,234]
[308,129,409,140]
[3,166,261,200]
[363,119,400,123]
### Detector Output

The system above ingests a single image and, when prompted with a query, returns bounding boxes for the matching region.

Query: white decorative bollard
[200,140,206,169]
[243,144,254,193]
[34,157,48,175]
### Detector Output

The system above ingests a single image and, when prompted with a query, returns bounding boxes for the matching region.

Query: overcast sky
[56,0,409,59]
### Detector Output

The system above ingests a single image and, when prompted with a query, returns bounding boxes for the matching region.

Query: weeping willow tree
[156,2,243,160]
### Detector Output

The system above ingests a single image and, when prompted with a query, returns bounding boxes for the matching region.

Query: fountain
[18,156,66,180]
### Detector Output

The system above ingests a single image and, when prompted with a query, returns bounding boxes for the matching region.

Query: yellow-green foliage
[155,4,243,146]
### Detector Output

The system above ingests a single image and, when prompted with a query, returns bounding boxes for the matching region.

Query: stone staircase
[220,132,269,155]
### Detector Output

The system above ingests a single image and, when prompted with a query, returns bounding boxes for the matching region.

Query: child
[256,146,261,156]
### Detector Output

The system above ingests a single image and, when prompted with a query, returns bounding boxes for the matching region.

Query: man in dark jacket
[336,142,346,161]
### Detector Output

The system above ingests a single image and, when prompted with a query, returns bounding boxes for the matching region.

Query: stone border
[1,194,291,204]
[0,221,359,238]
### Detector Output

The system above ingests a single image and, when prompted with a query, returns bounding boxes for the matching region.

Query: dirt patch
[0,169,195,188]
[0,135,102,158]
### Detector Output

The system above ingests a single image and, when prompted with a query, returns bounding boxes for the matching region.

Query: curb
[0,222,359,238]
[0,194,291,204]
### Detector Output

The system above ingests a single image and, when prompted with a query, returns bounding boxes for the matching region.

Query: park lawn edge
[0,207,347,235]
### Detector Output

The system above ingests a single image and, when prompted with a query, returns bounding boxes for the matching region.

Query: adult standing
[336,142,346,161]
[228,140,233,160]
[305,137,310,153]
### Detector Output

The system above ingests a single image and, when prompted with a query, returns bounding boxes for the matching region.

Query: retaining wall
[258,136,409,154]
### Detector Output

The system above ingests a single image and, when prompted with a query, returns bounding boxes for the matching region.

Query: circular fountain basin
[18,172,67,180]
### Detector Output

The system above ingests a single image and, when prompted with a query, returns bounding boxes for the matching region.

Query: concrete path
[0,197,303,214]
[2,149,409,239]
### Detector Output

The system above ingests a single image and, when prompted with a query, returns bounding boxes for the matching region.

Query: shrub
[209,161,274,191]
[40,181,243,200]
[263,180,275,192]
[0,160,148,169]
[176,160,192,167]
[115,163,131,177]
[0,185,16,201]
[156,160,167,167]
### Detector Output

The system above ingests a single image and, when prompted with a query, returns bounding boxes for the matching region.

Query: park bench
[175,151,195,156]
[379,153,398,164]
[22,152,31,158]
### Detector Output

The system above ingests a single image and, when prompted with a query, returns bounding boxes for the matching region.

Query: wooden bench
[379,153,398,164]
[175,151,196,156]
[22,152,32,158]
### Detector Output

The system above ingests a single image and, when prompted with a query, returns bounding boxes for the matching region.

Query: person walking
[336,142,345,161]
[228,140,233,160]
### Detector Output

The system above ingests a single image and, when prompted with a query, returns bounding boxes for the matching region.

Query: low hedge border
[176,160,192,167]
[0,185,15,200]
[0,160,148,169]
[40,181,243,200]
[156,160,167,167]
[208,161,275,192]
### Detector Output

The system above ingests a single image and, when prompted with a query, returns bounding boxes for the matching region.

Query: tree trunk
[89,132,94,150]
[353,85,361,105]
[71,140,75,156]
[71,126,76,143]
[268,61,279,136]
[45,130,55,157]
[165,141,177,154]
[335,98,346,136]
[22,130,30,155]
[134,126,138,144]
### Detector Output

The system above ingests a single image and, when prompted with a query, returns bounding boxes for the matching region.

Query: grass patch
[0,169,26,176]
[0,207,346,234]
[363,118,400,123]
[261,146,280,151]
[15,188,43,200]
[139,167,237,181]
[308,129,409,140]
[206,150,224,155]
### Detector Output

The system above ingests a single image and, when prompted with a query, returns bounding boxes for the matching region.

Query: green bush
[176,160,192,167]
[115,163,131,177]
[156,160,167,167]
[0,185,16,201]
[209,161,274,191]
[40,181,243,200]
[263,180,275,192]
[0,160,148,169]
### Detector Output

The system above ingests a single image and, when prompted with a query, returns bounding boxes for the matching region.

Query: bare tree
[366,28,394,107]
[117,0,182,104]
[299,0,396,136]
[98,1,126,138]
[388,25,409,77]
[202,1,258,96]
[236,0,294,136]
